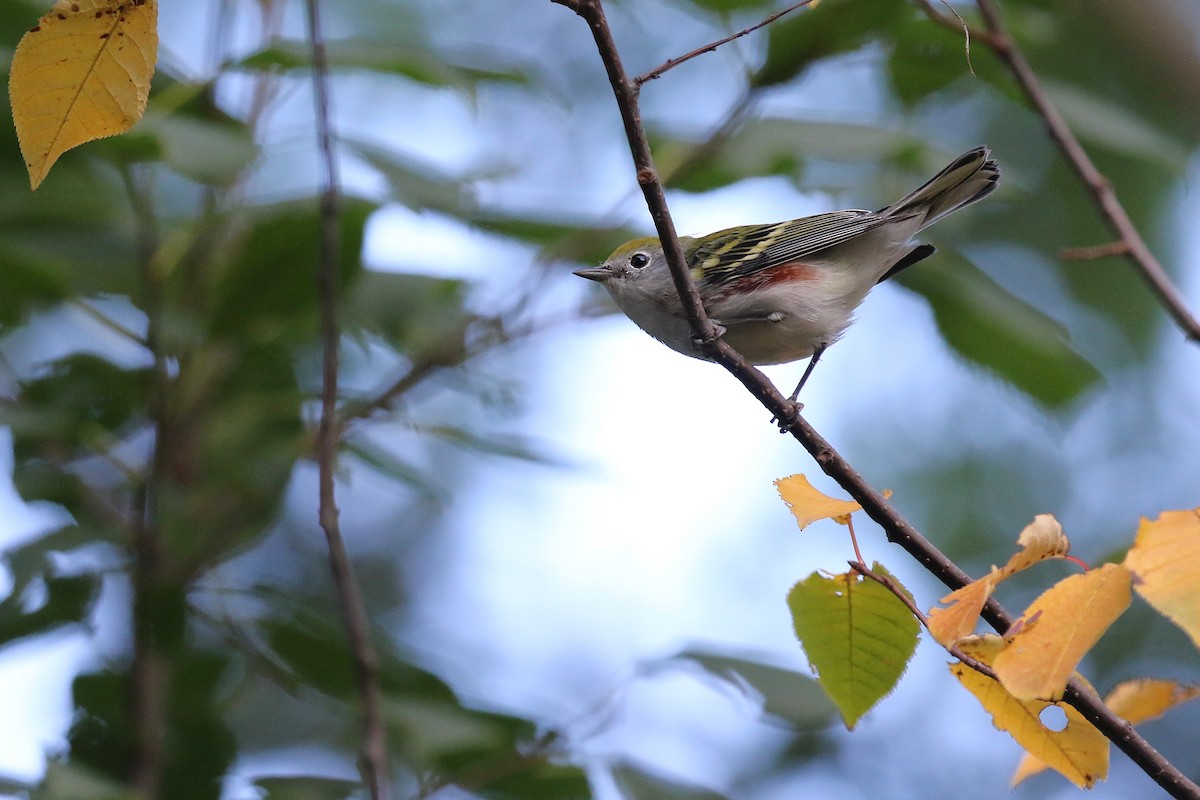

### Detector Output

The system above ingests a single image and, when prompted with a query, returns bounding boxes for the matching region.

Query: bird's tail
[881,146,1000,230]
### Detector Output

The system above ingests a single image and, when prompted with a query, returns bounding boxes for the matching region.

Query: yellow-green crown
[605,236,662,262]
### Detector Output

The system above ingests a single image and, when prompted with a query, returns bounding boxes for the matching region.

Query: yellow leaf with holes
[928,574,997,646]
[1013,678,1200,783]
[9,0,158,189]
[998,514,1072,578]
[992,564,1131,701]
[952,636,1108,789]
[1123,509,1200,649]
[775,474,861,529]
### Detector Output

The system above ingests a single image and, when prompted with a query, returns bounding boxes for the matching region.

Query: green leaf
[0,575,98,650]
[342,438,445,500]
[0,251,71,330]
[155,342,304,565]
[236,37,530,90]
[144,115,258,185]
[6,355,148,461]
[752,0,909,88]
[265,610,546,774]
[682,0,776,12]
[886,17,971,106]
[67,653,236,800]
[93,80,259,185]
[343,270,469,355]
[657,119,925,193]
[612,761,730,800]
[1,525,94,600]
[1042,81,1191,168]
[481,762,592,800]
[667,648,837,728]
[466,214,636,267]
[33,761,130,800]
[345,139,470,214]
[253,776,360,800]
[786,565,919,728]
[421,424,571,467]
[896,252,1101,407]
[207,198,376,338]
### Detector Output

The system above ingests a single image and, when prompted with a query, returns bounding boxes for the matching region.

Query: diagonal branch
[304,2,391,798]
[552,2,1200,797]
[966,0,1200,344]
[635,0,815,87]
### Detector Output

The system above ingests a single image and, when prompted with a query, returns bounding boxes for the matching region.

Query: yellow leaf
[952,636,1108,789]
[928,573,997,646]
[927,515,1071,648]
[9,0,159,189]
[1123,508,1200,649]
[775,474,861,529]
[1104,678,1200,725]
[1013,677,1200,783]
[998,514,1072,578]
[992,564,1131,701]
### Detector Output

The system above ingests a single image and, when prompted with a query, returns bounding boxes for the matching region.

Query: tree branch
[553,2,1200,797]
[122,163,170,800]
[304,2,391,798]
[966,0,1200,345]
[634,0,815,87]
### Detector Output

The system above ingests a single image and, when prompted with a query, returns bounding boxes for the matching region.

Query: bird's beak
[573,266,614,282]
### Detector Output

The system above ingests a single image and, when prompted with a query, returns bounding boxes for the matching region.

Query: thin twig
[850,560,999,681]
[553,2,1200,797]
[71,298,149,347]
[968,0,1200,345]
[303,2,391,798]
[634,0,814,87]
[1060,241,1131,261]
[911,0,998,49]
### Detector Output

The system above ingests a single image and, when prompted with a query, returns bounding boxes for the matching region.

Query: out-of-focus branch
[551,2,1200,797]
[303,2,391,798]
[963,0,1200,344]
[122,163,170,800]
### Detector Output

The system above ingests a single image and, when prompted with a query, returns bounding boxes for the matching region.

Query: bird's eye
[629,252,650,268]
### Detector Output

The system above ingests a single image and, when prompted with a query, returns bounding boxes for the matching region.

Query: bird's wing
[693,211,898,286]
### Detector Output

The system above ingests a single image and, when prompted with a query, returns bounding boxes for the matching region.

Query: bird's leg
[788,343,826,402]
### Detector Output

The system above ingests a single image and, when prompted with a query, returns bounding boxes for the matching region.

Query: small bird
[575,146,1000,400]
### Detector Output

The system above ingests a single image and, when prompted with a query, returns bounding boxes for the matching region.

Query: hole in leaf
[1039,704,1068,732]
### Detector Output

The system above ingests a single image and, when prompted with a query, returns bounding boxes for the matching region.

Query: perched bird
[575,146,1000,399]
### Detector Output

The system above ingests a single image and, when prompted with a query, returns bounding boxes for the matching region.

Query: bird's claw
[772,399,803,431]
[692,321,727,351]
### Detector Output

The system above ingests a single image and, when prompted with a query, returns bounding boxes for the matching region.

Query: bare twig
[634,0,814,87]
[911,0,998,49]
[553,2,1200,797]
[851,560,999,681]
[1060,241,1131,261]
[967,0,1200,345]
[303,2,391,798]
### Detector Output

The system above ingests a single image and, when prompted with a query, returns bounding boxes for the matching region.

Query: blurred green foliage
[1,0,1199,798]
